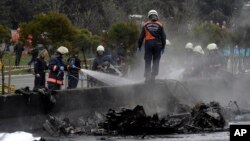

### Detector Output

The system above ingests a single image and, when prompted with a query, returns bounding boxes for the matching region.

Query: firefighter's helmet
[148,10,158,20]
[207,43,218,50]
[97,45,105,52]
[185,42,193,49]
[193,45,204,55]
[57,46,69,54]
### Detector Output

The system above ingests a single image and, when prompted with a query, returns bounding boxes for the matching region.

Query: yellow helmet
[57,46,69,54]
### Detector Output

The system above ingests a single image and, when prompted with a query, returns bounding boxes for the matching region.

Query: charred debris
[14,87,245,136]
[41,102,242,137]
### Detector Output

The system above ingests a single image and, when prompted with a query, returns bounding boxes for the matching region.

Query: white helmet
[57,46,69,54]
[207,43,218,50]
[185,42,193,49]
[97,45,105,52]
[193,45,204,55]
[148,10,158,18]
[166,40,171,46]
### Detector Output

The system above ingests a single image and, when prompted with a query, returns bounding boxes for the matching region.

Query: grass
[2,52,32,66]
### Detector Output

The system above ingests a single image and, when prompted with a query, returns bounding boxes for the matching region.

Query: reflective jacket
[138,20,167,49]
[47,53,66,85]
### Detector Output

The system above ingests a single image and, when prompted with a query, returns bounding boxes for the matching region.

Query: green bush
[20,12,100,55]
[20,12,77,48]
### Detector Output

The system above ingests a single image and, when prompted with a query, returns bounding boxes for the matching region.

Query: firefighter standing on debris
[206,43,225,77]
[67,53,81,89]
[138,10,167,83]
[34,49,48,89]
[47,46,69,90]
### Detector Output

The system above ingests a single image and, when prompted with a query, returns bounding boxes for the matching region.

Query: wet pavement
[40,132,229,141]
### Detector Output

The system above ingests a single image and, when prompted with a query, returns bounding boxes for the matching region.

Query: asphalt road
[0,74,87,90]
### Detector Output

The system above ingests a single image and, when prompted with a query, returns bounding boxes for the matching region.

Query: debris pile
[99,102,226,135]
[99,105,175,135]
[42,102,227,136]
[191,102,225,130]
[43,115,84,136]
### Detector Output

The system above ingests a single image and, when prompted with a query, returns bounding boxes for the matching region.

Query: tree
[72,29,99,54]
[20,12,77,48]
[105,22,139,53]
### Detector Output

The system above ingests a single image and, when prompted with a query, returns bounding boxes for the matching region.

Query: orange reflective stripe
[143,20,163,41]
[47,78,63,85]
[145,28,155,40]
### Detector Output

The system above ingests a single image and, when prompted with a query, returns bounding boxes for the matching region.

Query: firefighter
[67,53,81,89]
[34,49,48,89]
[92,45,115,72]
[206,43,225,77]
[191,45,205,78]
[47,46,69,91]
[138,10,167,83]
[90,45,116,86]
[184,42,194,72]
[185,42,194,62]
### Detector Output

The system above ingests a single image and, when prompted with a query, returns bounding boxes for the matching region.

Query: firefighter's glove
[136,47,141,53]
[60,66,64,71]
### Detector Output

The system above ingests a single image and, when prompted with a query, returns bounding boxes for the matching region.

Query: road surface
[0,74,87,90]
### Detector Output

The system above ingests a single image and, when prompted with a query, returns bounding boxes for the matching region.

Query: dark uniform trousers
[144,40,162,78]
[48,82,61,91]
[34,73,46,89]
[67,72,79,89]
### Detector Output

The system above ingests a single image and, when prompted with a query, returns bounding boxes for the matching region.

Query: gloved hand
[71,65,76,68]
[161,48,165,55]
[60,66,64,71]
[136,47,141,53]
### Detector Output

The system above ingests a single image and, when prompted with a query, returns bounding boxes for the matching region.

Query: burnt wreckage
[42,103,227,136]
